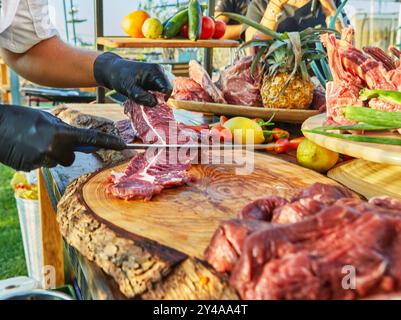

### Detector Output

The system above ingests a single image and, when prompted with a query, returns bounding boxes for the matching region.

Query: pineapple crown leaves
[223,11,339,95]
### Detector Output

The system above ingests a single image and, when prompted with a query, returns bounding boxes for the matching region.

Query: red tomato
[288,137,305,150]
[200,16,215,40]
[180,23,189,38]
[274,138,290,154]
[213,20,226,39]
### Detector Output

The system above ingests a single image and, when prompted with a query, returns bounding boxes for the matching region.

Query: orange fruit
[122,10,150,38]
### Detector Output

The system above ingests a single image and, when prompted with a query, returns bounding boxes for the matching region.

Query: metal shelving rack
[94,0,238,103]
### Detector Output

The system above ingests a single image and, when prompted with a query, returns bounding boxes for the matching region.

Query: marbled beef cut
[217,56,262,107]
[107,93,197,201]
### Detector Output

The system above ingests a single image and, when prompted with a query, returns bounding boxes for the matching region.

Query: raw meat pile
[107,93,197,201]
[216,56,262,107]
[205,183,401,300]
[321,27,401,126]
[172,58,262,107]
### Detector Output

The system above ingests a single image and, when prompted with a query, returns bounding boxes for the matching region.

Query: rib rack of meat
[321,27,401,125]
[205,183,401,300]
[107,92,198,201]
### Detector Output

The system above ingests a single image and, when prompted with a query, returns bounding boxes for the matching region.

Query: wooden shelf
[96,37,239,49]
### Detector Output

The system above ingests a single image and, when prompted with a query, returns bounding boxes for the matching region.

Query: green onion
[360,88,401,105]
[220,12,282,40]
[313,124,400,131]
[303,129,401,146]
[343,106,401,128]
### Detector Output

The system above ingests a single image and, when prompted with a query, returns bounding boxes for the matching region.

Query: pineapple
[261,73,314,109]
[221,12,337,110]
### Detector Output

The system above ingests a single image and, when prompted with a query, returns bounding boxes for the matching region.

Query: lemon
[223,117,265,144]
[297,139,339,173]
[142,18,163,39]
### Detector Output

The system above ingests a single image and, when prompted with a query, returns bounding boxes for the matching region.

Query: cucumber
[188,0,202,41]
[163,9,189,38]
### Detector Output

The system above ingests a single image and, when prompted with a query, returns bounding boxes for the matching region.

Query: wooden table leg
[38,170,65,288]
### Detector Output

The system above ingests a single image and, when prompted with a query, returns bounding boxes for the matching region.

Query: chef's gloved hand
[93,52,173,107]
[0,105,125,172]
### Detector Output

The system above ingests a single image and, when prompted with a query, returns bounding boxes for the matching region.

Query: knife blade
[124,143,279,150]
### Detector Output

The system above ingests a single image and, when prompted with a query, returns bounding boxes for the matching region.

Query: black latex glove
[93,52,173,107]
[0,105,125,172]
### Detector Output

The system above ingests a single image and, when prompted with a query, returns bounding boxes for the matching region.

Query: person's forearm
[222,24,243,40]
[0,36,100,88]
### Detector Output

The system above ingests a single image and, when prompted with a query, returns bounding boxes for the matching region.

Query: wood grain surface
[328,159,401,200]
[97,37,239,49]
[168,99,320,123]
[57,150,340,298]
[302,113,401,166]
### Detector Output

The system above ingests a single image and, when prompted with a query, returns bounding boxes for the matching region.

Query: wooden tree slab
[57,151,340,299]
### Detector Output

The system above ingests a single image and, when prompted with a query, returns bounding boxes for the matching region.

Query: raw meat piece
[206,183,357,273]
[272,198,326,224]
[369,196,401,211]
[115,119,137,143]
[216,56,262,107]
[272,183,358,223]
[238,196,288,221]
[230,198,401,300]
[108,92,197,201]
[311,87,327,113]
[124,92,199,145]
[172,77,213,102]
[108,151,193,201]
[321,31,365,125]
[204,219,270,273]
[290,182,355,203]
[189,60,226,104]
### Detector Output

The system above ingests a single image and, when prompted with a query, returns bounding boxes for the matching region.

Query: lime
[297,139,339,173]
[223,117,265,144]
[142,18,163,39]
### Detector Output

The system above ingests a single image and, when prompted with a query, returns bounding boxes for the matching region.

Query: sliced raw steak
[172,77,213,102]
[217,56,262,107]
[108,92,198,201]
[189,60,226,104]
[108,151,193,201]
[230,198,401,300]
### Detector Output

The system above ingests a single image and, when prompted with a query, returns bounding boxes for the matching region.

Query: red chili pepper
[274,138,290,154]
[288,137,305,150]
[220,115,229,125]
[272,128,290,140]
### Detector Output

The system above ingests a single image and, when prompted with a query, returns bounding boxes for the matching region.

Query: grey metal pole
[95,0,105,103]
[63,0,70,42]
[204,0,215,76]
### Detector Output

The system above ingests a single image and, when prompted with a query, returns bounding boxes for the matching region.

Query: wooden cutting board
[57,150,340,299]
[303,113,401,166]
[168,99,320,123]
[328,159,401,200]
